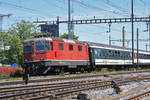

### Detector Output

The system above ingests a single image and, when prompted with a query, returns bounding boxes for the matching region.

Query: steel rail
[127,90,150,100]
[28,76,150,100]
[0,70,149,86]
[0,80,110,100]
[0,75,146,100]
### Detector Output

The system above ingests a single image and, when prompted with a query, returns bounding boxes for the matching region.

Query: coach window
[96,49,100,58]
[118,51,120,57]
[108,50,111,56]
[69,44,73,51]
[148,55,150,59]
[50,42,53,50]
[115,51,118,57]
[58,43,64,50]
[112,51,114,57]
[78,45,82,51]
[106,50,109,57]
[144,54,146,59]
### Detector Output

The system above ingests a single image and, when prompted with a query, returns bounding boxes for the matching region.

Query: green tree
[4,35,22,64]
[60,32,79,40]
[8,20,39,41]
[1,20,40,65]
[0,31,9,63]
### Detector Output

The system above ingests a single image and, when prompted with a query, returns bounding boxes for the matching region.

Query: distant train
[22,35,150,75]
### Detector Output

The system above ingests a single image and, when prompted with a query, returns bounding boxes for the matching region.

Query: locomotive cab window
[35,41,49,51]
[23,45,32,53]
[69,44,73,51]
[78,45,82,51]
[58,43,64,50]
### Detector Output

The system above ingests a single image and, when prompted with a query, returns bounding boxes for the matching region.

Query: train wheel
[80,67,84,73]
[36,66,46,75]
[69,68,76,74]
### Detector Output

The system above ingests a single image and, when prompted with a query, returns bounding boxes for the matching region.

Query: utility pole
[68,0,71,39]
[57,16,59,36]
[146,44,147,51]
[137,28,139,68]
[149,16,150,50]
[109,35,111,45]
[122,26,126,47]
[0,14,11,31]
[131,0,134,67]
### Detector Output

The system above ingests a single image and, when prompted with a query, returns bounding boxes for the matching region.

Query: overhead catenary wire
[42,0,67,10]
[0,1,56,17]
[102,0,145,17]
[72,0,128,17]
[102,0,129,14]
[139,0,145,5]
[139,0,150,10]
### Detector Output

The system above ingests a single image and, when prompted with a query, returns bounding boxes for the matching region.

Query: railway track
[0,75,150,100]
[0,79,110,100]
[127,90,150,100]
[0,70,149,86]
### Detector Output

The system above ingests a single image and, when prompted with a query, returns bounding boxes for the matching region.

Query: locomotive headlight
[24,59,28,62]
[40,58,44,61]
[32,54,34,58]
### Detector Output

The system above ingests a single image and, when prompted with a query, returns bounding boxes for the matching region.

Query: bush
[10,70,24,77]
[0,73,10,79]
[101,68,108,73]
[91,70,99,74]
[59,72,65,77]
[0,67,22,74]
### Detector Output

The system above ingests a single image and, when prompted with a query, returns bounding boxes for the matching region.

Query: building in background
[40,24,59,37]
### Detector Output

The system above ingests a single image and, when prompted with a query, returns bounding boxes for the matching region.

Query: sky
[1,0,150,50]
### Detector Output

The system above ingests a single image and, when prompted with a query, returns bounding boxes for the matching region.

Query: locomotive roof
[24,34,85,44]
[23,36,150,53]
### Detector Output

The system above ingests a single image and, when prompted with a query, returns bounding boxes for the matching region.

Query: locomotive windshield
[35,41,49,51]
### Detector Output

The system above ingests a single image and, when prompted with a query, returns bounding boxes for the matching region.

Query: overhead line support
[34,17,150,25]
[131,0,134,69]
[68,0,71,39]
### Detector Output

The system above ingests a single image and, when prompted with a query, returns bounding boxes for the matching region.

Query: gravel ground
[83,80,150,100]
[1,71,150,100]
[121,80,150,100]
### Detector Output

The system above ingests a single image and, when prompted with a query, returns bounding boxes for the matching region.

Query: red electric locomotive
[23,36,90,75]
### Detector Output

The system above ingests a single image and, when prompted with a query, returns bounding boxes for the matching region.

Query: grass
[1,67,150,82]
[0,77,22,82]
[0,73,10,79]
[59,72,65,77]
[5,78,22,81]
